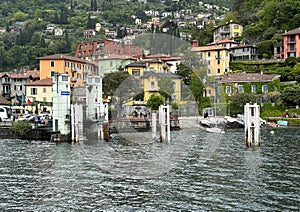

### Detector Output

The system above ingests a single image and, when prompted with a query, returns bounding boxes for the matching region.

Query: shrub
[11,121,32,136]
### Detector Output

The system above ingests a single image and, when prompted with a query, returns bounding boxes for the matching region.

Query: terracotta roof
[282,27,300,36]
[191,45,230,52]
[0,72,9,78]
[0,70,40,79]
[25,78,53,86]
[221,73,280,83]
[141,71,182,79]
[0,95,9,105]
[36,54,95,65]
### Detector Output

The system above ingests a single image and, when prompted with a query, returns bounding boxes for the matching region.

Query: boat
[277,120,288,126]
[223,116,244,128]
[199,117,226,133]
[265,121,279,128]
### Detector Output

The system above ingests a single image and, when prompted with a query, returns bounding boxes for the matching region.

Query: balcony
[71,77,77,82]
[1,79,10,84]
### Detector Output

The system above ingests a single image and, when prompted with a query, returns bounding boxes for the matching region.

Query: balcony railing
[71,77,78,82]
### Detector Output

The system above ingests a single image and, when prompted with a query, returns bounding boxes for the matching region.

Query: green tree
[256,40,273,59]
[13,11,28,21]
[280,85,300,107]
[147,94,164,111]
[189,72,203,104]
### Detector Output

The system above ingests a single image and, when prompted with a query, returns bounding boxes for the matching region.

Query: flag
[22,93,31,105]
[22,93,26,103]
[16,94,22,106]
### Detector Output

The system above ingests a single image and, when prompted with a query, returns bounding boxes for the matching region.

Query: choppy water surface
[0,127,299,211]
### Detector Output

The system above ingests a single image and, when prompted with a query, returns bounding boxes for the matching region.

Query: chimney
[191,40,198,47]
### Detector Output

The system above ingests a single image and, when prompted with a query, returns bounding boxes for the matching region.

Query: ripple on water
[0,128,299,211]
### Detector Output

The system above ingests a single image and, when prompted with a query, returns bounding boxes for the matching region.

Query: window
[262,85,268,93]
[132,69,140,76]
[31,88,37,95]
[207,89,211,96]
[51,71,55,77]
[290,44,295,51]
[217,68,221,74]
[65,61,69,67]
[150,81,155,90]
[110,61,113,67]
[50,60,55,67]
[62,76,68,81]
[238,85,244,93]
[43,88,47,93]
[77,73,81,79]
[43,97,47,102]
[290,35,295,42]
[252,85,256,93]
[217,60,220,64]
[234,25,239,29]
[77,64,81,69]
[172,94,176,100]
[226,86,231,94]
[208,52,211,57]
[207,60,210,65]
[95,78,101,84]
[207,69,210,74]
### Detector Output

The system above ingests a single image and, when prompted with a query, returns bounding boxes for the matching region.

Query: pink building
[282,27,300,60]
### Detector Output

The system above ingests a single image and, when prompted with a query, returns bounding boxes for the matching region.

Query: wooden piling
[103,122,110,141]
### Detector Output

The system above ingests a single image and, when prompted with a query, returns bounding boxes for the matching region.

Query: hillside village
[0,0,300,126]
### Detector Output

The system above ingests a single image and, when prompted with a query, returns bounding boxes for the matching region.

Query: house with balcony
[25,78,53,114]
[36,54,97,86]
[230,45,259,61]
[281,27,300,60]
[190,45,231,76]
[220,73,281,97]
[212,21,243,43]
[125,62,147,77]
[93,54,136,77]
[0,70,40,101]
[140,71,182,102]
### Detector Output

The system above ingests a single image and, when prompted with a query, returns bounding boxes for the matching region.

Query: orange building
[282,27,300,60]
[36,54,97,86]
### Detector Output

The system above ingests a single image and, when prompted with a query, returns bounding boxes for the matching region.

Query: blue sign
[61,91,70,96]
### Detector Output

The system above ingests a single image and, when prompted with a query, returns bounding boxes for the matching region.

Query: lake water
[0,127,299,211]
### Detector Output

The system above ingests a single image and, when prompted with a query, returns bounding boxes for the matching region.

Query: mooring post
[152,112,157,140]
[244,103,260,147]
[71,104,75,142]
[159,105,170,142]
[166,105,170,143]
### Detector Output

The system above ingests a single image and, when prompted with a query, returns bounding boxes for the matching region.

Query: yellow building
[212,21,243,43]
[37,54,97,86]
[141,72,181,102]
[144,58,172,73]
[125,62,146,77]
[25,78,53,114]
[191,45,231,76]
